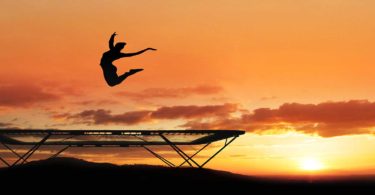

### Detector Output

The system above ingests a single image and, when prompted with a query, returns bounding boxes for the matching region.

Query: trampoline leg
[1,142,28,163]
[0,142,10,167]
[49,145,70,159]
[199,136,238,168]
[170,145,194,167]
[0,156,10,167]
[178,142,211,167]
[160,134,200,167]
[12,134,51,167]
[143,146,175,167]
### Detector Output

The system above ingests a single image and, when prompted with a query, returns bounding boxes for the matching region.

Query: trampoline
[0,129,245,168]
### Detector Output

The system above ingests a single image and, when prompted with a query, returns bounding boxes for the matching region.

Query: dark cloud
[152,103,237,119]
[0,84,59,107]
[71,99,119,106]
[0,122,13,128]
[116,85,222,100]
[51,100,375,137]
[56,103,237,125]
[64,109,152,125]
[181,100,375,137]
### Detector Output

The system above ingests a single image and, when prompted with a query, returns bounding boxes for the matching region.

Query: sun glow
[299,157,324,171]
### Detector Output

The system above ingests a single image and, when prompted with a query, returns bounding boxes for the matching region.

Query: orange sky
[1,0,375,175]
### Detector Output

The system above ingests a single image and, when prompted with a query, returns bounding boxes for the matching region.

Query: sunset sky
[1,0,375,175]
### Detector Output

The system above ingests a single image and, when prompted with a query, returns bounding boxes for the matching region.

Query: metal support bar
[199,136,238,168]
[170,144,193,167]
[1,142,28,163]
[143,146,175,167]
[159,134,191,166]
[20,134,51,165]
[136,135,175,167]
[12,134,51,166]
[179,142,211,167]
[49,145,70,159]
[0,142,11,167]
[61,135,76,141]
[0,156,10,167]
[160,134,200,167]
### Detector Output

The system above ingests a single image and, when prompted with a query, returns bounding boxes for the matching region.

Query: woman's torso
[100,50,121,65]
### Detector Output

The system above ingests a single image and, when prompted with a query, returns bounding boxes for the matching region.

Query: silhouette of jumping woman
[100,32,156,87]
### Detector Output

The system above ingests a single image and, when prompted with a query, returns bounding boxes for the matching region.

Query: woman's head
[114,42,126,51]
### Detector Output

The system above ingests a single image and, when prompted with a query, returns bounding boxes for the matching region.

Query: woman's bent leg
[104,69,143,87]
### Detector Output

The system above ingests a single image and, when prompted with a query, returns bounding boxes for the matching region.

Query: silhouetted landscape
[1,157,374,193]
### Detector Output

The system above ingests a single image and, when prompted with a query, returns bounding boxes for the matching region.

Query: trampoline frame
[0,129,245,168]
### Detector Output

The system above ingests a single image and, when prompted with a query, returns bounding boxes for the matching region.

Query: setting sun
[300,158,324,171]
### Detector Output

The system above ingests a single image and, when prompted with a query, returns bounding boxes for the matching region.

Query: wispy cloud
[0,83,60,107]
[260,96,278,101]
[54,103,237,125]
[116,85,223,101]
[181,100,375,137]
[51,100,375,137]
[0,122,13,128]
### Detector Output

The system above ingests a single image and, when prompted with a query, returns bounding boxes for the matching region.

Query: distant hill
[1,157,374,193]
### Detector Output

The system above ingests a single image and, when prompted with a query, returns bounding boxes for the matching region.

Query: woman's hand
[112,32,117,36]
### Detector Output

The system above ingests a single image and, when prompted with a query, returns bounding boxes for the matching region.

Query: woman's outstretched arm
[119,48,156,57]
[109,32,117,50]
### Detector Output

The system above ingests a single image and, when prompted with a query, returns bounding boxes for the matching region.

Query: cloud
[38,79,86,97]
[0,84,60,107]
[181,100,375,137]
[70,99,120,106]
[84,109,152,125]
[56,109,152,125]
[116,85,222,100]
[56,103,237,125]
[51,100,375,137]
[260,96,278,101]
[151,103,237,119]
[0,122,13,128]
